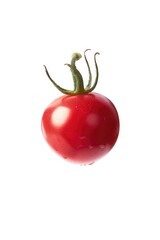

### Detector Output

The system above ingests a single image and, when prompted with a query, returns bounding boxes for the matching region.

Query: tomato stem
[84,49,92,89]
[44,49,100,95]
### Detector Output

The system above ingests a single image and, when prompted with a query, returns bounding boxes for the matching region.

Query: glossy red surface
[41,93,120,165]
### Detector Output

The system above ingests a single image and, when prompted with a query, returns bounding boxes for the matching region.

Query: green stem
[66,52,86,94]
[44,65,73,94]
[84,52,100,93]
[44,49,99,95]
[84,49,92,89]
[65,63,85,94]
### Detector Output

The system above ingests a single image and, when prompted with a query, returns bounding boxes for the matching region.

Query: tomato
[41,49,120,165]
[42,93,119,164]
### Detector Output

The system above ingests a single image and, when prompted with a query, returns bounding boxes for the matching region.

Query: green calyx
[44,49,100,95]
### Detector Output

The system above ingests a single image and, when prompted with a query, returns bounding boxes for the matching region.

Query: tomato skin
[41,93,119,165]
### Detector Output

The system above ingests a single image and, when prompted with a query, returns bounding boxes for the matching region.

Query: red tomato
[41,93,119,165]
[41,49,120,165]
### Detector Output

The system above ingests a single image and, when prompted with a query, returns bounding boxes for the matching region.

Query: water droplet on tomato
[89,145,94,150]
[80,136,86,140]
[99,144,105,149]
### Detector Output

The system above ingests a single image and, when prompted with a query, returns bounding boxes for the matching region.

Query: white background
[0,0,160,239]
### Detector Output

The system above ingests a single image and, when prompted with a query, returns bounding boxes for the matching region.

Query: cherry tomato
[41,49,120,165]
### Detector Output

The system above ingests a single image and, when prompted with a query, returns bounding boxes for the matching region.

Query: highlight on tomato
[41,49,120,165]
